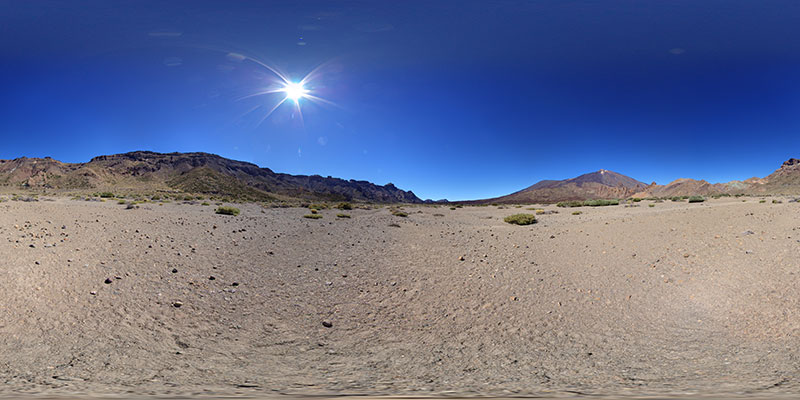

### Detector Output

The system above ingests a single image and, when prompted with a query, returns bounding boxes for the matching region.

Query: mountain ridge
[0,151,422,203]
[478,158,800,204]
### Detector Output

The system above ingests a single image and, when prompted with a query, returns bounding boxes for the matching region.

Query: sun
[282,81,308,102]
[231,53,338,126]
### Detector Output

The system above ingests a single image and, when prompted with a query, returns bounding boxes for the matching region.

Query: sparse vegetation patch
[583,199,619,207]
[557,199,618,208]
[503,213,537,225]
[215,206,240,216]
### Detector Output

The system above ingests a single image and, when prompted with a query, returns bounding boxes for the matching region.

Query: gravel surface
[0,197,799,398]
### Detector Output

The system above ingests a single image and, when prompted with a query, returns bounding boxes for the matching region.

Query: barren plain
[1,196,800,398]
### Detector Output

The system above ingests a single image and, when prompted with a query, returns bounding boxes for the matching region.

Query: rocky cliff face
[0,151,422,203]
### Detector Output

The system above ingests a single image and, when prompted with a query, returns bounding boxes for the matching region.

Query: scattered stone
[104,278,113,284]
[458,256,465,261]
[743,230,755,235]
[171,268,178,273]
[745,250,754,254]
[231,282,239,287]
[90,291,97,295]
[322,320,333,328]
[209,276,216,280]
[173,301,183,308]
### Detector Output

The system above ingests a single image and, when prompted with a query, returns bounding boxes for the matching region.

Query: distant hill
[632,158,800,198]
[485,169,647,204]
[478,158,800,204]
[0,151,422,203]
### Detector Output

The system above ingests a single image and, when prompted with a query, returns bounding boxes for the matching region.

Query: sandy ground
[1,197,800,398]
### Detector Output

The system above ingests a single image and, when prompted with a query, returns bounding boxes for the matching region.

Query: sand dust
[1,197,799,398]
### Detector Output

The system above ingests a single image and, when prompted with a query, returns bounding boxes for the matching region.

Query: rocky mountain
[478,158,800,204]
[632,158,800,198]
[0,151,422,203]
[632,178,727,198]
[760,158,800,191]
[485,169,647,204]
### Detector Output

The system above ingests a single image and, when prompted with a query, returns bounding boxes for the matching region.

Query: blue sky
[2,1,800,200]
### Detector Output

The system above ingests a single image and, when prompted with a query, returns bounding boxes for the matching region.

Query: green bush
[557,199,618,208]
[336,202,353,210]
[215,206,240,216]
[648,204,655,208]
[98,192,115,198]
[503,213,537,225]
[391,210,408,217]
[336,213,351,218]
[688,196,705,203]
[201,202,210,206]
[572,211,582,215]
[583,199,619,207]
[671,197,683,202]
[303,214,323,219]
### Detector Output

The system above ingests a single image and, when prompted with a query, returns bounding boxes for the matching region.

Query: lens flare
[232,54,338,127]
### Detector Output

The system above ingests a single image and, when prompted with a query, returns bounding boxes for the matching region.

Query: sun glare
[233,54,338,126]
[282,82,307,102]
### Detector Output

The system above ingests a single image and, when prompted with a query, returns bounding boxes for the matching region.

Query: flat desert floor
[1,197,800,398]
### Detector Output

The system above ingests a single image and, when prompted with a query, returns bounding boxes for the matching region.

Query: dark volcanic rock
[782,158,800,167]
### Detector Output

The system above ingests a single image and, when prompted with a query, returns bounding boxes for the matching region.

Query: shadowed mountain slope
[0,151,421,203]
